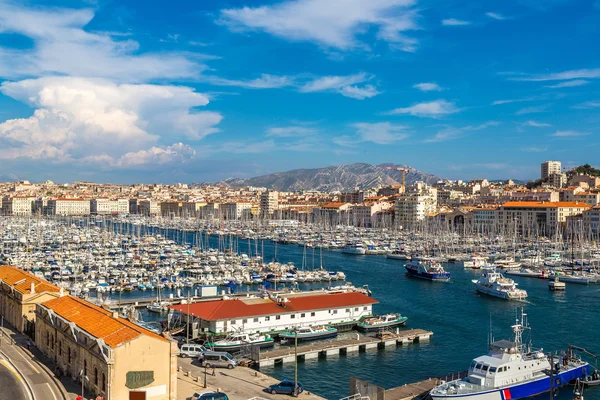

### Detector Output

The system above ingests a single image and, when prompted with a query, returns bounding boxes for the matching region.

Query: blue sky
[0,0,598,183]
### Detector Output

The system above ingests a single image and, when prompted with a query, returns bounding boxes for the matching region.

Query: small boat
[205,333,275,352]
[549,274,566,291]
[472,269,528,300]
[405,258,450,282]
[146,301,170,313]
[505,268,543,278]
[279,326,338,342]
[583,373,600,387]
[341,243,366,255]
[463,256,488,269]
[386,249,411,260]
[356,313,408,332]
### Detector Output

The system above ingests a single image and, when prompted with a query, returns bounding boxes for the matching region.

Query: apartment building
[583,206,600,235]
[541,160,562,180]
[395,192,437,229]
[91,199,130,215]
[47,198,91,215]
[259,190,279,217]
[1,196,34,215]
[36,295,177,400]
[497,201,591,235]
[220,202,253,220]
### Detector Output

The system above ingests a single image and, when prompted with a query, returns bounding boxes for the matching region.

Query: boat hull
[473,283,527,300]
[432,364,589,400]
[405,267,450,282]
[208,340,275,352]
[342,249,366,255]
[357,317,408,332]
[279,330,338,342]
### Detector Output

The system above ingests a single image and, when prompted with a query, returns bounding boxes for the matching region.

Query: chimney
[30,282,35,294]
[112,311,119,319]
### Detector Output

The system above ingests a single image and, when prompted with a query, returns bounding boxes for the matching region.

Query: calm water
[97,228,600,400]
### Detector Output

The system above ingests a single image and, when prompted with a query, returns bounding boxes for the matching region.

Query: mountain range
[196,163,443,192]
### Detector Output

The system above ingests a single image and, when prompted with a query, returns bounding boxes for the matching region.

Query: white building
[497,201,590,235]
[541,160,562,180]
[583,206,600,235]
[260,190,279,217]
[220,202,253,220]
[1,196,34,215]
[90,198,129,215]
[47,198,91,215]
[171,291,377,335]
[395,192,437,229]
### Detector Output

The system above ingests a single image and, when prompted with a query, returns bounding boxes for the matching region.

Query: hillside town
[1,160,598,237]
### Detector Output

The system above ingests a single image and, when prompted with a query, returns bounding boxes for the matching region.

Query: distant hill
[195,163,443,192]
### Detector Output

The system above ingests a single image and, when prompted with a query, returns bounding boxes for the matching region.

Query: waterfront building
[137,200,161,216]
[1,196,34,215]
[171,291,377,335]
[541,160,562,180]
[472,207,498,231]
[47,198,91,215]
[395,188,437,230]
[260,190,279,218]
[220,202,253,220]
[312,202,351,225]
[36,295,177,400]
[497,201,591,235]
[583,206,600,235]
[91,199,130,215]
[350,202,388,227]
[0,265,64,335]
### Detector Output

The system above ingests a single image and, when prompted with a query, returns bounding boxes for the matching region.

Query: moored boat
[430,312,589,400]
[205,333,275,352]
[356,313,408,332]
[472,269,528,300]
[279,326,338,342]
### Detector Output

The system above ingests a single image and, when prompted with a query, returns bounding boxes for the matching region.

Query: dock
[256,329,433,367]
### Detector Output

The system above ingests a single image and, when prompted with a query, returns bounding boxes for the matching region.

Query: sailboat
[147,278,169,313]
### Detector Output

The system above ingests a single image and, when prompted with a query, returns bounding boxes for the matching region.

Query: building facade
[36,296,177,400]
[541,161,562,180]
[47,198,91,215]
[91,199,130,215]
[260,191,279,218]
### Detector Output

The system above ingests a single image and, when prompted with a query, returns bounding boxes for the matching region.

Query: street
[0,357,28,400]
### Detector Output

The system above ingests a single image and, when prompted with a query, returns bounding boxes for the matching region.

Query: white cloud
[267,126,317,137]
[492,97,536,105]
[0,4,202,82]
[485,12,506,20]
[545,79,589,88]
[515,104,551,115]
[523,120,551,127]
[219,0,420,52]
[551,130,590,137]
[442,18,471,26]
[425,121,498,143]
[572,101,600,109]
[413,82,443,92]
[113,143,196,168]
[521,146,548,152]
[510,69,600,82]
[388,100,459,118]
[299,73,379,99]
[0,77,222,162]
[333,122,409,147]
[204,74,294,89]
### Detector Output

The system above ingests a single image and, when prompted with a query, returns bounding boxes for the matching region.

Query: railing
[339,394,371,400]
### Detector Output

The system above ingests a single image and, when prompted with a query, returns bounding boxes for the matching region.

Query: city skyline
[0,0,599,184]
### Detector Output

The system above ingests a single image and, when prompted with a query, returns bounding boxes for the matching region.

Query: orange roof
[0,266,61,294]
[501,201,592,209]
[171,292,378,321]
[322,202,349,209]
[41,296,168,348]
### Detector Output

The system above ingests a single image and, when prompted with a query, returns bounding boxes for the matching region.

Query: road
[0,357,28,400]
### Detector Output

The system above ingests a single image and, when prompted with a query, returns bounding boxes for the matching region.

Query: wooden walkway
[384,371,468,400]
[257,329,433,367]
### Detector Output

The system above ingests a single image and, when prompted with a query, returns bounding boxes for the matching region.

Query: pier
[255,329,433,367]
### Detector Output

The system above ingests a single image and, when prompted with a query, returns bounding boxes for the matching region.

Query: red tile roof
[170,292,377,321]
[501,201,591,209]
[0,266,61,295]
[42,296,168,348]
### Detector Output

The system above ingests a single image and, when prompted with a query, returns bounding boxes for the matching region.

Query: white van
[200,351,237,369]
[179,344,207,358]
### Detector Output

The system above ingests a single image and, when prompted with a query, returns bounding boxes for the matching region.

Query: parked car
[199,351,237,369]
[179,344,207,358]
[268,379,304,396]
[191,390,229,400]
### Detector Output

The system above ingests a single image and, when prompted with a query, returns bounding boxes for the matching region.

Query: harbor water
[96,228,600,400]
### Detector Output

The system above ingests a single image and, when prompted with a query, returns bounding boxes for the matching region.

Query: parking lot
[177,357,326,400]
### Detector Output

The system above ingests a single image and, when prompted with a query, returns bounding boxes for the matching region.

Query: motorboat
[472,269,528,300]
[405,258,450,282]
[341,243,366,255]
[205,333,275,352]
[548,274,566,291]
[431,312,589,400]
[356,313,408,332]
[463,256,488,269]
[386,249,411,260]
[279,326,338,342]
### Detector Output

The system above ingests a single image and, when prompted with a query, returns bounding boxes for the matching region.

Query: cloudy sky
[0,0,598,183]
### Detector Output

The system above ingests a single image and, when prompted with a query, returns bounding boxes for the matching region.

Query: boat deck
[255,328,433,366]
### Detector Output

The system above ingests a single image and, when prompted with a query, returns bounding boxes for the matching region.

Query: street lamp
[293,328,299,397]
[80,370,89,399]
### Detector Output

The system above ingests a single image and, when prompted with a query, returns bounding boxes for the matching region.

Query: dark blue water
[97,227,600,400]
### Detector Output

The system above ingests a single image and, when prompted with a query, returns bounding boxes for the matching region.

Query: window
[300,313,305,318]
[94,367,98,386]
[363,307,368,311]
[84,359,87,377]
[346,309,350,313]
[68,347,71,364]
[354,308,358,312]
[102,373,106,392]
[58,341,62,356]
[242,319,247,324]
[310,312,315,317]
[332,310,338,314]
[265,316,270,322]
[253,318,259,323]
[275,316,280,320]
[46,331,49,346]
[482,365,489,372]
[489,367,497,373]
[290,314,296,319]
[231,320,236,325]
[475,364,483,370]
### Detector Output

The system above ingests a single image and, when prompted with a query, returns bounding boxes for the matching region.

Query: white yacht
[472,269,528,300]
[463,256,488,269]
[341,243,366,255]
